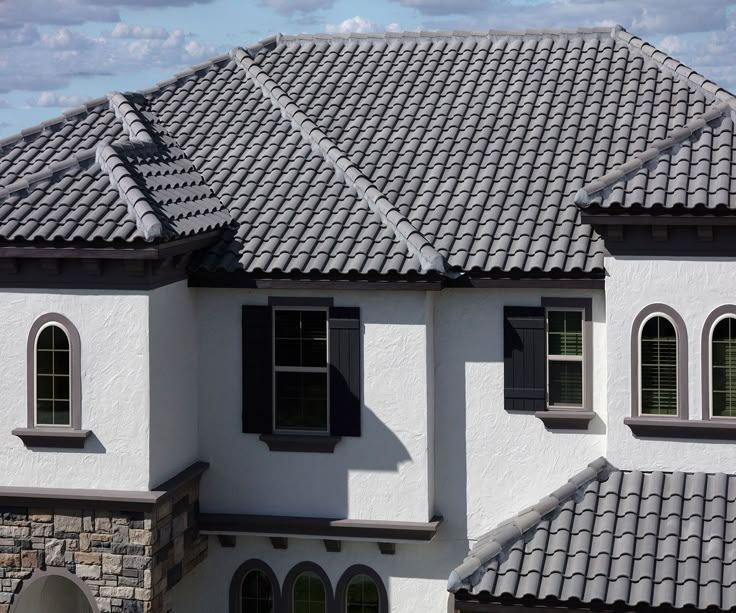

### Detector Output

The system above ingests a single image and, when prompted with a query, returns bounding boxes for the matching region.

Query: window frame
[638,314,679,417]
[630,303,688,420]
[541,297,593,414]
[26,313,82,431]
[702,305,736,421]
[271,305,331,435]
[283,561,334,613]
[545,307,585,410]
[335,565,388,613]
[229,559,281,613]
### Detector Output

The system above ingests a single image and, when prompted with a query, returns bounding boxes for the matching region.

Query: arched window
[711,317,736,417]
[26,313,82,430]
[293,572,326,613]
[35,323,71,426]
[640,315,678,416]
[241,569,274,612]
[284,562,333,613]
[336,566,388,613]
[630,304,688,419]
[229,560,280,613]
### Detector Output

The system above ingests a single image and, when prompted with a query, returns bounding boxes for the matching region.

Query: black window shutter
[504,306,546,412]
[242,305,273,434]
[329,307,361,436]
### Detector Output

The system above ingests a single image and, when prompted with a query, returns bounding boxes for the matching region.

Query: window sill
[624,417,736,440]
[259,434,342,453]
[535,410,595,430]
[12,428,91,449]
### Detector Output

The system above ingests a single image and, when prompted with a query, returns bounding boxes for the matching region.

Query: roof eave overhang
[451,595,711,613]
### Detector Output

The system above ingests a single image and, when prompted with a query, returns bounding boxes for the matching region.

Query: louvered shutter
[504,306,546,412]
[242,305,273,433]
[328,307,361,436]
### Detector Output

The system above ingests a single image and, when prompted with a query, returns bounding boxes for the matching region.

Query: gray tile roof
[1,26,734,275]
[449,458,736,610]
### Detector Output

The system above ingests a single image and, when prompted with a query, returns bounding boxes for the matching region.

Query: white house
[0,24,734,613]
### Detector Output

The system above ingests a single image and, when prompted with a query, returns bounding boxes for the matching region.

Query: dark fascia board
[581,210,736,226]
[199,513,443,542]
[624,417,736,440]
[453,596,718,613]
[0,461,208,511]
[188,272,605,290]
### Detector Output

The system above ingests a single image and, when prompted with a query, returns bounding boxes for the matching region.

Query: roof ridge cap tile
[230,46,450,275]
[107,92,154,145]
[95,142,162,241]
[447,457,615,593]
[612,26,736,111]
[0,96,109,153]
[574,102,732,206]
[0,147,98,201]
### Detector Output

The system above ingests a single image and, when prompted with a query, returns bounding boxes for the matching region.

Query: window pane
[54,376,70,402]
[53,350,70,375]
[712,318,736,417]
[37,375,53,400]
[346,575,380,613]
[549,361,582,405]
[293,573,325,613]
[275,372,328,431]
[36,400,53,425]
[37,326,53,350]
[274,310,327,367]
[640,316,677,415]
[53,401,70,426]
[37,350,53,373]
[548,311,582,356]
[242,570,273,613]
[53,326,69,350]
[275,339,301,367]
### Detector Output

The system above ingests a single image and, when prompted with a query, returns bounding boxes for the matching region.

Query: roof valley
[229,46,451,275]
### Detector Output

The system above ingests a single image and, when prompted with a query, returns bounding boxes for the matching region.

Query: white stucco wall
[0,289,151,490]
[148,281,200,487]
[605,255,736,473]
[196,289,434,522]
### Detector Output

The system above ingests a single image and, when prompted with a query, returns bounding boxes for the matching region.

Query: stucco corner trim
[535,410,595,430]
[12,427,91,448]
[624,417,736,440]
[259,433,342,453]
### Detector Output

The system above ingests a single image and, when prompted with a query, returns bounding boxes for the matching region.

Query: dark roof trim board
[574,102,732,207]
[230,46,450,275]
[448,457,612,593]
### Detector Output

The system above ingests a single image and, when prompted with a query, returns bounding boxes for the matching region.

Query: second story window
[273,308,329,433]
[711,316,736,418]
[640,315,678,416]
[35,323,72,426]
[546,310,583,407]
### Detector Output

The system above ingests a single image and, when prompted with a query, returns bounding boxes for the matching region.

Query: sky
[0,0,734,137]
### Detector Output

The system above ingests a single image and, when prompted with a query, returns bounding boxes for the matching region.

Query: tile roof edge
[574,101,732,206]
[447,456,614,594]
[0,147,98,201]
[95,143,162,241]
[612,25,736,111]
[230,46,450,275]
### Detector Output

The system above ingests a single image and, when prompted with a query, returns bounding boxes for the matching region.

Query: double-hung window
[546,309,584,408]
[273,308,329,433]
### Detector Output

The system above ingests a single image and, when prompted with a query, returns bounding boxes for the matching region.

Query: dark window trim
[283,561,335,613]
[19,313,84,447]
[630,304,688,420]
[701,305,736,422]
[535,298,594,429]
[335,565,388,613]
[259,434,341,453]
[228,558,282,613]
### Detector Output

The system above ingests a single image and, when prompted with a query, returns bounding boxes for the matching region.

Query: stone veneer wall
[0,480,206,613]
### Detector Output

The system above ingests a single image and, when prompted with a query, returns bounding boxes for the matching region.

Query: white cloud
[41,28,95,50]
[325,16,403,34]
[659,35,686,55]
[109,23,169,39]
[29,91,86,107]
[260,0,334,16]
[0,25,40,48]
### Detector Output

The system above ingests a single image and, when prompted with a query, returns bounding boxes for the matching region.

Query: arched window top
[631,304,688,419]
[229,559,280,613]
[283,562,333,613]
[26,313,82,431]
[336,565,388,613]
[702,306,736,420]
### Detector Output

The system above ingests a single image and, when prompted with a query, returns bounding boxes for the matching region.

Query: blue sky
[0,0,735,137]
